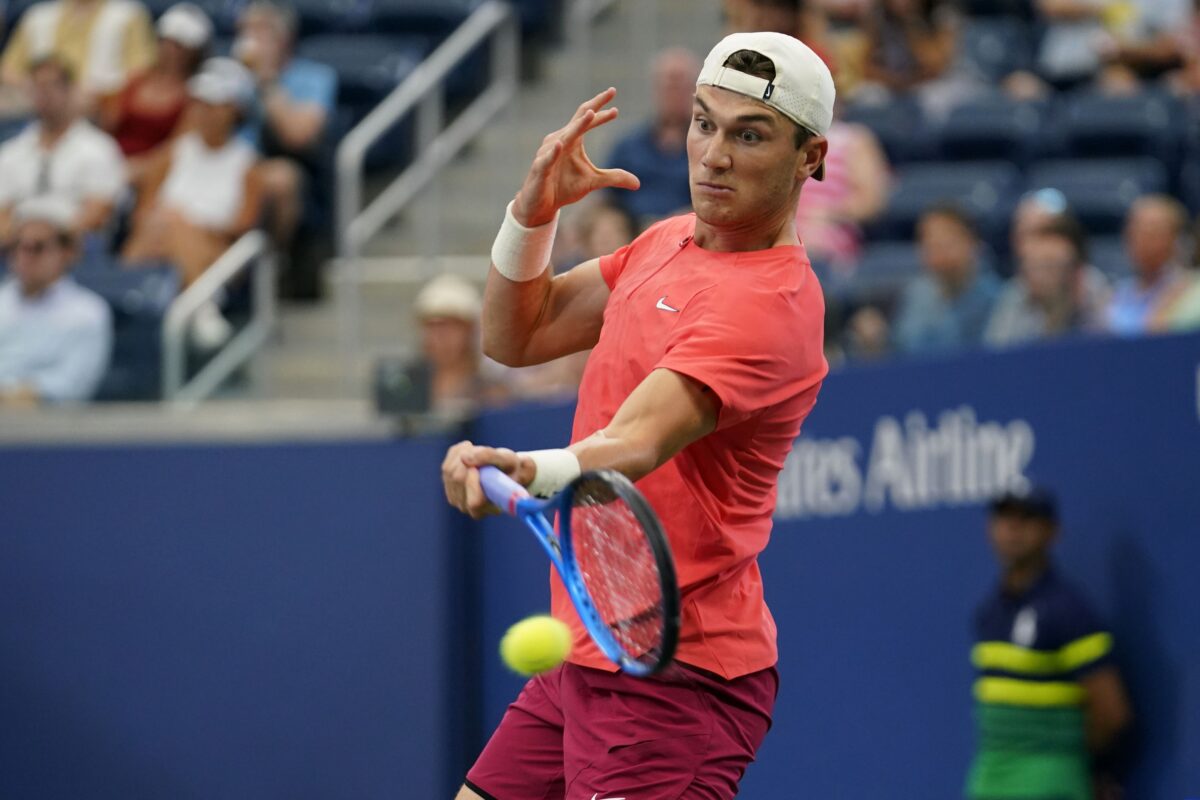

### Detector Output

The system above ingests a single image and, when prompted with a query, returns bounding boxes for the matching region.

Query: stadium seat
[74,262,180,401]
[298,34,431,111]
[1027,157,1169,235]
[937,94,1046,165]
[369,0,483,37]
[1062,92,1183,166]
[841,240,924,307]
[961,0,1033,18]
[1087,235,1131,282]
[866,160,1022,248]
[960,18,1035,82]
[290,0,378,36]
[1180,156,1200,216]
[842,97,934,163]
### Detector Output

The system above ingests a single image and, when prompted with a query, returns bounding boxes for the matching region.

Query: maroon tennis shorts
[464,661,779,800]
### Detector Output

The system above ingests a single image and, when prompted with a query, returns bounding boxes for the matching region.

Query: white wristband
[490,200,558,282]
[521,448,581,498]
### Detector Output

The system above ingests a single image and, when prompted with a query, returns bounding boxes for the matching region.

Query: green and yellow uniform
[966,566,1113,800]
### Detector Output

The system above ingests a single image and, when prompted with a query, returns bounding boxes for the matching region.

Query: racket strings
[572,490,665,663]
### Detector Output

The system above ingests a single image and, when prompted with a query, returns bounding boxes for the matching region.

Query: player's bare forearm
[569,368,717,483]
[482,88,638,366]
[1082,666,1133,753]
[482,259,608,366]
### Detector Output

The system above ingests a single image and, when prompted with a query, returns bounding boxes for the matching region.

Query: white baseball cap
[157,3,213,50]
[14,195,77,232]
[414,275,482,322]
[697,31,835,179]
[188,57,254,109]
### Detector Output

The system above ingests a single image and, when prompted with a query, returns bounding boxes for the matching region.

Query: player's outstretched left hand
[441,441,536,519]
[512,87,641,228]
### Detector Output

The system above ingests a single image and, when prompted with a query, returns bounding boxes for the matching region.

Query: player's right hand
[512,87,641,228]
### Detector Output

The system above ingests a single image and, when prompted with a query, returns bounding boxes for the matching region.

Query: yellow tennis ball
[500,615,572,676]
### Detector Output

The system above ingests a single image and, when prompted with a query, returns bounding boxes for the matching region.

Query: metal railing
[161,231,276,405]
[334,0,520,375]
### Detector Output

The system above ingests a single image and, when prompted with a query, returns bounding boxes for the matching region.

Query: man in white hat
[443,32,833,799]
[0,195,112,405]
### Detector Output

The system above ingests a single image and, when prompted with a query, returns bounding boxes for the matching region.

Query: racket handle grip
[479,466,530,515]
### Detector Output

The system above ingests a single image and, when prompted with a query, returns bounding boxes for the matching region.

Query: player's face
[687,85,817,230]
[988,515,1054,570]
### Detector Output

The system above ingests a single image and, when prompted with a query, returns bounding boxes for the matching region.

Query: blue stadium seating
[73,262,179,401]
[298,34,431,111]
[867,160,1022,248]
[937,94,1047,165]
[961,0,1033,18]
[1061,91,1184,166]
[960,17,1035,82]
[1027,157,1169,235]
[840,240,924,306]
[369,0,483,37]
[842,97,935,163]
[1087,235,1131,282]
[1181,156,1200,215]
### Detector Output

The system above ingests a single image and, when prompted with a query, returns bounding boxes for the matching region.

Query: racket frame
[480,466,680,677]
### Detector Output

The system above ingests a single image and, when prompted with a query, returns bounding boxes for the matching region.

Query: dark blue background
[1,333,1197,798]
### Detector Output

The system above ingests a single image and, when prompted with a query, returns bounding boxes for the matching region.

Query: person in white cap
[413,274,509,415]
[98,2,212,179]
[443,32,833,799]
[121,57,261,350]
[0,195,112,405]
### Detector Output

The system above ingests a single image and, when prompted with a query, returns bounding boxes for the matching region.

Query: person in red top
[442,31,833,800]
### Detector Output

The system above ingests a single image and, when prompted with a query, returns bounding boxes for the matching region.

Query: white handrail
[334,0,520,383]
[161,230,275,404]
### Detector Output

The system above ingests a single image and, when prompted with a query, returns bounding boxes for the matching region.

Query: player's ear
[797,135,827,183]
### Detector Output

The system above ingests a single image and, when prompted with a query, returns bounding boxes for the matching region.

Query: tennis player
[443,31,832,799]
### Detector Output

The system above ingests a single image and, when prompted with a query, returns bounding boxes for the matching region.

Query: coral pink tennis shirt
[551,213,828,679]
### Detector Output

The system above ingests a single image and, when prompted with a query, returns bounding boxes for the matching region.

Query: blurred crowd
[0,0,336,405]
[5,0,1200,409]
[406,0,1200,416]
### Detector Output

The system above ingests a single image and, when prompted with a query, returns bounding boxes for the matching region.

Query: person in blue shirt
[233,0,337,257]
[892,203,1001,355]
[0,196,111,405]
[967,488,1133,800]
[1105,194,1192,336]
[603,47,699,229]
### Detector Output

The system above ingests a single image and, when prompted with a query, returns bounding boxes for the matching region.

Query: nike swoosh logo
[655,296,679,312]
[590,795,626,800]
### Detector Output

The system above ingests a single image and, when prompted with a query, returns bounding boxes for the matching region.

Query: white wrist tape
[491,201,558,282]
[521,448,581,498]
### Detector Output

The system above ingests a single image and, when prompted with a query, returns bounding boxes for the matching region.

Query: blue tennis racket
[480,466,680,677]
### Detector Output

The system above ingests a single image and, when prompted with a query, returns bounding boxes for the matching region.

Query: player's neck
[693,210,799,253]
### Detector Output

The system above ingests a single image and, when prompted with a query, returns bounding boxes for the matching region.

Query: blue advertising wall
[473,333,1200,799]
[0,438,476,800]
[1,333,1197,798]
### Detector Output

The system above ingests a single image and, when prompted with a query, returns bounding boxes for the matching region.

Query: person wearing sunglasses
[0,195,112,406]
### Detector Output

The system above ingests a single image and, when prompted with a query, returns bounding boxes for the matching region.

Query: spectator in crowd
[858,0,980,119]
[233,0,337,254]
[891,203,1001,355]
[97,3,211,180]
[603,47,699,228]
[0,57,125,245]
[1008,188,1070,276]
[722,0,834,65]
[1097,0,1199,85]
[1033,0,1191,90]
[0,0,155,104]
[967,488,1132,800]
[121,58,261,348]
[1165,0,1200,92]
[413,274,508,416]
[794,108,890,272]
[986,214,1110,347]
[1106,194,1191,335]
[0,196,111,405]
[552,199,636,273]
